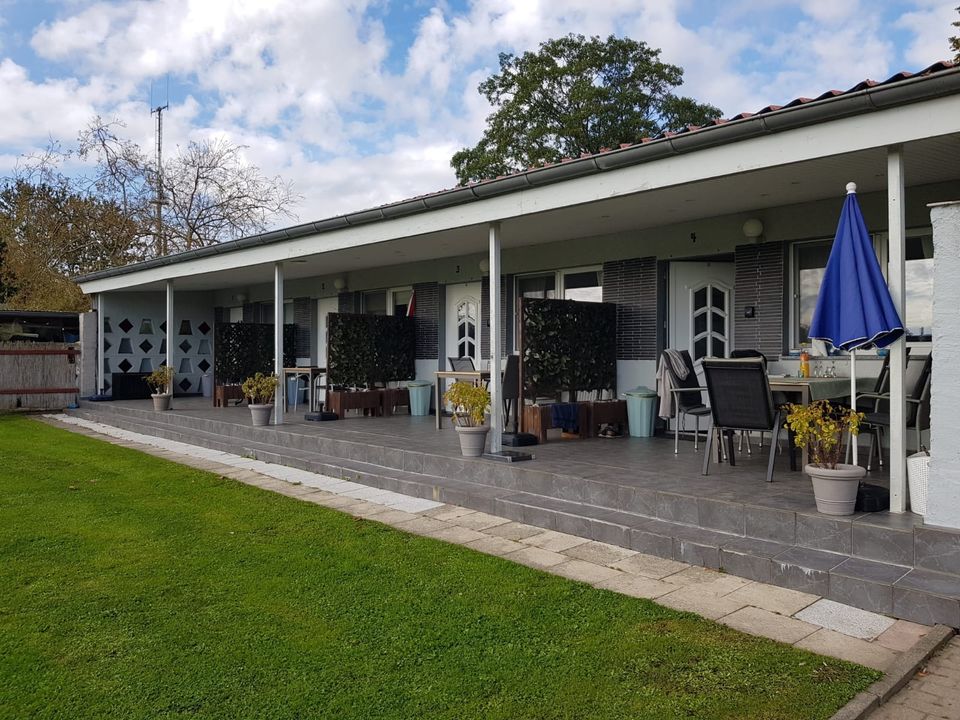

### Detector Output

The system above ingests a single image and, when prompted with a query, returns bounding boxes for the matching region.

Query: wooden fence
[0,342,80,410]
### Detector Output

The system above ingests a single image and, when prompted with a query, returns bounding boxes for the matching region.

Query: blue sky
[0,0,955,224]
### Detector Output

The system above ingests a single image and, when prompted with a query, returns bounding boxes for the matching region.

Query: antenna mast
[151,77,169,256]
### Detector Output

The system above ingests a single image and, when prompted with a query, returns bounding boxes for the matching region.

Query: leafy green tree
[0,180,140,311]
[452,34,722,184]
[951,6,960,62]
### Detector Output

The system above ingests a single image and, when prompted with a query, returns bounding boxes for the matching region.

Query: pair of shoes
[598,424,621,438]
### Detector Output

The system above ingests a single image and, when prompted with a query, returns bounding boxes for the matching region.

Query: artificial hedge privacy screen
[327,313,416,387]
[215,323,296,384]
[521,298,616,399]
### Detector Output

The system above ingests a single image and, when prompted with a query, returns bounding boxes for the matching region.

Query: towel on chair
[656,350,690,420]
[551,403,580,433]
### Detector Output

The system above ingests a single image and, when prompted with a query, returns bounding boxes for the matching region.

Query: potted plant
[146,366,175,411]
[241,372,279,427]
[785,400,865,515]
[443,381,491,457]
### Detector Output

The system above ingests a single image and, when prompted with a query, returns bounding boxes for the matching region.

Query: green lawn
[0,415,878,719]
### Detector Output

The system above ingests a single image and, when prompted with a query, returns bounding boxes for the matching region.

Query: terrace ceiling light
[742,218,764,241]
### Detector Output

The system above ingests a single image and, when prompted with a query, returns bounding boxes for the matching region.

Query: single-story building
[73,60,960,564]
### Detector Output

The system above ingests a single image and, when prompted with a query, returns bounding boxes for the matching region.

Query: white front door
[445,282,481,369]
[670,261,735,361]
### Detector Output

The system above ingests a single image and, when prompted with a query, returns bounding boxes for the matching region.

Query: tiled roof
[395,60,959,202]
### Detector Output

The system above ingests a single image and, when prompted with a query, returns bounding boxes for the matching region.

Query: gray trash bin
[286,376,307,410]
[201,373,213,399]
[408,382,432,416]
[625,386,657,438]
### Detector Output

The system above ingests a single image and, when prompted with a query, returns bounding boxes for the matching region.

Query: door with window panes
[669,262,735,361]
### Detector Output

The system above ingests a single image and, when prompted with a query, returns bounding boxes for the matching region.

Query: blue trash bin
[408,382,432,416]
[625,387,657,437]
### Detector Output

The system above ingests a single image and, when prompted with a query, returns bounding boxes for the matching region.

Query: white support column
[488,222,502,454]
[887,147,907,513]
[166,280,175,401]
[96,293,105,394]
[927,200,960,529]
[274,262,285,425]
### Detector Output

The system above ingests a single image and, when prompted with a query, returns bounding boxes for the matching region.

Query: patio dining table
[768,375,875,466]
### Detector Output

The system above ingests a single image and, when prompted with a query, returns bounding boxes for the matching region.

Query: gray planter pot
[151,393,171,412]
[249,403,274,427]
[455,425,489,457]
[805,463,866,516]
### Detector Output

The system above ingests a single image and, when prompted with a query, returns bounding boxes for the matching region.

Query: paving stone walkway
[873,637,960,719]
[45,413,935,673]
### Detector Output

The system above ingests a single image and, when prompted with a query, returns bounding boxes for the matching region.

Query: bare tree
[164,137,297,253]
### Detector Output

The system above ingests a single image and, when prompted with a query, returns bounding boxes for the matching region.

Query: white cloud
[0,0,951,228]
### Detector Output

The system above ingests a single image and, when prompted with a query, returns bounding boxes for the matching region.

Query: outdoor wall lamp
[333,278,347,291]
[233,293,246,304]
[479,259,490,273]
[742,218,764,241]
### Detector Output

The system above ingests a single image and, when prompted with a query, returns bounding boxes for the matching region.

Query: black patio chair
[501,353,520,430]
[661,349,711,454]
[730,349,767,453]
[700,358,783,483]
[857,353,931,471]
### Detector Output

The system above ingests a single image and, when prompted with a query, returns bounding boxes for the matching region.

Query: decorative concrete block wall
[99,292,214,396]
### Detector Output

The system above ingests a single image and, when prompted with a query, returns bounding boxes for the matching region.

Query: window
[284,301,294,324]
[690,283,730,360]
[562,269,602,302]
[456,298,478,361]
[363,290,387,315]
[228,306,243,323]
[391,288,412,317]
[791,232,933,347]
[516,273,556,303]
[793,240,833,346]
[904,234,933,341]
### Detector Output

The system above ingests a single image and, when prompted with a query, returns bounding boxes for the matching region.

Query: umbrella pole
[850,350,859,466]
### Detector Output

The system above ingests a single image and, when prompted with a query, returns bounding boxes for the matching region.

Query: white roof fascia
[79,93,960,295]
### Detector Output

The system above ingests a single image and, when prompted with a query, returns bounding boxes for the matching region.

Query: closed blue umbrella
[809,181,904,464]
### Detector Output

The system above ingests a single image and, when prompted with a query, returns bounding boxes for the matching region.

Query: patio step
[66,403,960,627]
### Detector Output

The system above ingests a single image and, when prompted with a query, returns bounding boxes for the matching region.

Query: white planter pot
[151,393,171,412]
[455,425,490,457]
[249,403,274,427]
[805,463,866,516]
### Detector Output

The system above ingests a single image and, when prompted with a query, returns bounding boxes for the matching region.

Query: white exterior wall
[926,200,960,530]
[78,311,98,397]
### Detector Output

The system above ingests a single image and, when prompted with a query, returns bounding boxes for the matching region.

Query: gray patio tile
[425,525,490,545]
[794,629,897,671]
[892,569,960,627]
[874,619,933,653]
[658,586,749,620]
[655,492,699,525]
[852,522,915,566]
[562,541,637,567]
[550,560,622,585]
[719,537,791,584]
[553,511,593,539]
[744,504,797,543]
[796,514,852,554]
[697,498,745,535]
[611,553,688,580]
[451,511,511,531]
[595,573,676,600]
[772,546,847,596]
[794,598,895,640]
[627,525,673,557]
[829,557,911,615]
[914,526,960,575]
[521,530,589,553]
[726,582,818,617]
[720,606,819,644]
[483,521,545,542]
[464,536,526,557]
[502,546,568,570]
